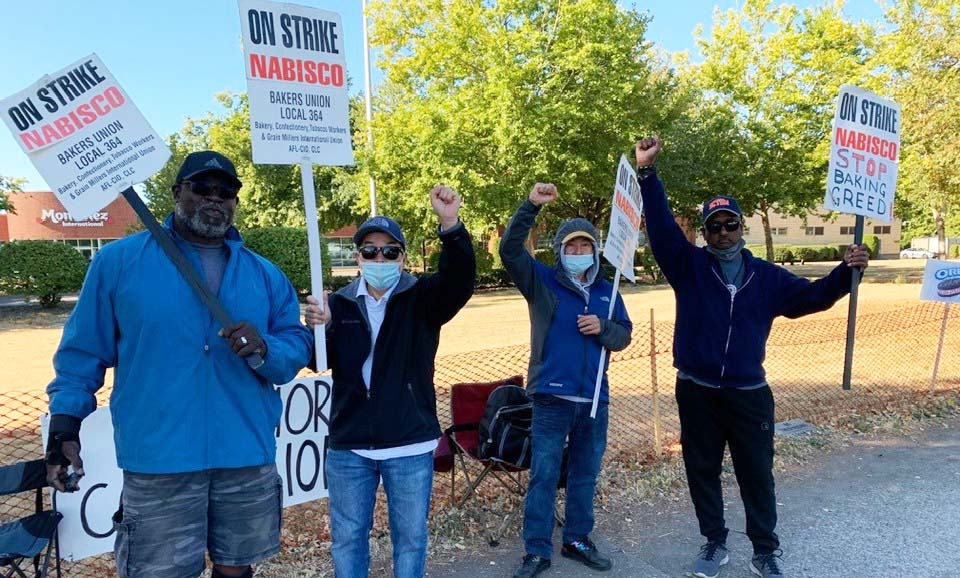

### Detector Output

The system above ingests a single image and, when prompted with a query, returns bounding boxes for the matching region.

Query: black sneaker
[750,550,786,578]
[514,554,551,578]
[561,537,613,571]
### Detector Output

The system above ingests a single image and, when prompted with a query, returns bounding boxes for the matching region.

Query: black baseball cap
[353,216,406,249]
[175,151,243,189]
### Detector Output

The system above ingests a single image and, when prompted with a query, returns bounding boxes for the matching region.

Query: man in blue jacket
[500,183,632,578]
[305,185,475,578]
[634,137,869,578]
[45,151,313,578]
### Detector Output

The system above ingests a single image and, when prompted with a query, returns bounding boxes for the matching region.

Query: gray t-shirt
[191,242,228,296]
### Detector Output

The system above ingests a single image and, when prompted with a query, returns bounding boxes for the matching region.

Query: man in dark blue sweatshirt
[634,137,869,578]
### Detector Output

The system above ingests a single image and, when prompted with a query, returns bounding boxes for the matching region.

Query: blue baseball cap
[353,216,406,248]
[701,195,742,224]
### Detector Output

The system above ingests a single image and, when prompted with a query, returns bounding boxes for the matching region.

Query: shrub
[796,246,820,262]
[326,274,356,293]
[243,227,332,296]
[637,248,664,283]
[862,234,880,257]
[745,244,767,259]
[0,240,88,307]
[534,248,555,266]
[950,244,960,259]
[474,245,495,278]
[774,246,795,264]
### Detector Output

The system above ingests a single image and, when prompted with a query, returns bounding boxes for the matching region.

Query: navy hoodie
[640,172,854,388]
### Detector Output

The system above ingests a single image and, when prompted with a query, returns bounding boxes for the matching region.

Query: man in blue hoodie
[500,183,632,578]
[634,137,869,578]
[44,151,313,578]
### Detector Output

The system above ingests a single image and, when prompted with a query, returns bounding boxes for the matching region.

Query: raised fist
[430,185,461,230]
[529,183,558,206]
[635,136,662,167]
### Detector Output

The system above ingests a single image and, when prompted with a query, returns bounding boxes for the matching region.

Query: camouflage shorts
[114,464,282,578]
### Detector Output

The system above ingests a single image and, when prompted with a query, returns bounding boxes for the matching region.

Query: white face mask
[562,253,594,276]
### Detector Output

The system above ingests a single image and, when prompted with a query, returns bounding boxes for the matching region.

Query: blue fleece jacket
[47,215,313,473]
[640,173,855,388]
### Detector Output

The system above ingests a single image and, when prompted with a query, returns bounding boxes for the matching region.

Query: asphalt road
[428,418,960,578]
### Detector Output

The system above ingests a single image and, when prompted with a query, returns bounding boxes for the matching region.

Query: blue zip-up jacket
[640,172,855,388]
[46,215,313,474]
[500,200,632,401]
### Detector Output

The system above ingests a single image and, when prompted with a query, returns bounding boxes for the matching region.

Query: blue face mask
[361,261,401,291]
[562,253,594,277]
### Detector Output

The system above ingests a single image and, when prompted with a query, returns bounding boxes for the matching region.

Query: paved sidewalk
[428,418,960,578]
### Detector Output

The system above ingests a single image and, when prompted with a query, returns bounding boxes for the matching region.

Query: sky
[0,0,884,190]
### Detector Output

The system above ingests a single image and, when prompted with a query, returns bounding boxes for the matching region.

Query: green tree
[695,0,876,259]
[880,0,960,257]
[0,175,25,213]
[366,0,679,248]
[143,93,366,233]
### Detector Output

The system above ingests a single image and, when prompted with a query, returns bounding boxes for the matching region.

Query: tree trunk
[761,207,775,262]
[934,205,947,259]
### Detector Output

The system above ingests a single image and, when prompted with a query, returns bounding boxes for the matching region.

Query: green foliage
[774,246,795,264]
[0,241,88,307]
[745,244,766,259]
[327,274,357,293]
[242,227,331,296]
[0,175,25,213]
[367,0,678,248]
[796,246,819,262]
[951,245,960,259]
[881,0,960,255]
[862,234,881,258]
[534,249,555,267]
[474,245,495,278]
[637,248,664,283]
[695,0,876,258]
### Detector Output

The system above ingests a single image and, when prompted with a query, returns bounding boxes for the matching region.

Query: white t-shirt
[351,278,439,460]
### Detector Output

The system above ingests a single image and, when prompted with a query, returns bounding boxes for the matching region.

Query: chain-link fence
[3,302,958,576]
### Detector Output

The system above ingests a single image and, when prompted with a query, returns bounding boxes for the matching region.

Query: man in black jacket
[305,185,475,578]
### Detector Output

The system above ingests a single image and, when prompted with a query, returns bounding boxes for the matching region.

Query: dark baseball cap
[175,151,243,189]
[701,195,742,224]
[353,216,406,248]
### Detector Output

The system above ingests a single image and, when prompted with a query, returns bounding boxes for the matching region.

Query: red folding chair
[439,376,529,545]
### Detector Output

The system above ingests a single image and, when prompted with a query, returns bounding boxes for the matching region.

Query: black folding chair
[0,460,62,578]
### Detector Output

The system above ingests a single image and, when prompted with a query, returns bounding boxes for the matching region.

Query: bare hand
[528,183,558,206]
[844,243,870,270]
[46,441,84,493]
[219,322,266,357]
[430,185,461,230]
[577,314,602,336]
[635,136,662,167]
[305,292,332,327]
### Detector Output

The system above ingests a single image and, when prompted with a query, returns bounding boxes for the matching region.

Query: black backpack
[477,384,533,468]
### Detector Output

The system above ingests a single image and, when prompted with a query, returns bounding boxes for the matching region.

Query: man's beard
[176,202,232,239]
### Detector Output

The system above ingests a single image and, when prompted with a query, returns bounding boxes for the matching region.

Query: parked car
[900,247,937,259]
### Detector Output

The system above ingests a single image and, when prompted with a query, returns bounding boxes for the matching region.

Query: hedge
[243,227,332,296]
[0,240,89,307]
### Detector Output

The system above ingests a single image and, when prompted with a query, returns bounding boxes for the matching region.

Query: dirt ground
[0,261,927,394]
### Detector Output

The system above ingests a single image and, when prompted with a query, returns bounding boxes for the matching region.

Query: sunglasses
[183,180,239,200]
[358,245,404,261]
[704,220,741,234]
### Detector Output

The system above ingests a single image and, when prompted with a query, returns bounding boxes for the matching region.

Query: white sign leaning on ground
[239,0,354,165]
[0,53,170,221]
[602,154,644,283]
[823,84,900,223]
[40,376,332,562]
[920,259,960,303]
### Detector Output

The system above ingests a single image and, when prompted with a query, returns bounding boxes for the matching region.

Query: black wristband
[637,164,657,181]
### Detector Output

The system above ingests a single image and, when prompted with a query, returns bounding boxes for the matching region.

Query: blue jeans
[522,395,609,558]
[326,449,434,578]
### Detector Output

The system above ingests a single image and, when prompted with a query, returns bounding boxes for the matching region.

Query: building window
[772,227,787,236]
[805,227,824,236]
[324,237,356,268]
[57,238,117,260]
[840,226,856,235]
[873,225,891,234]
